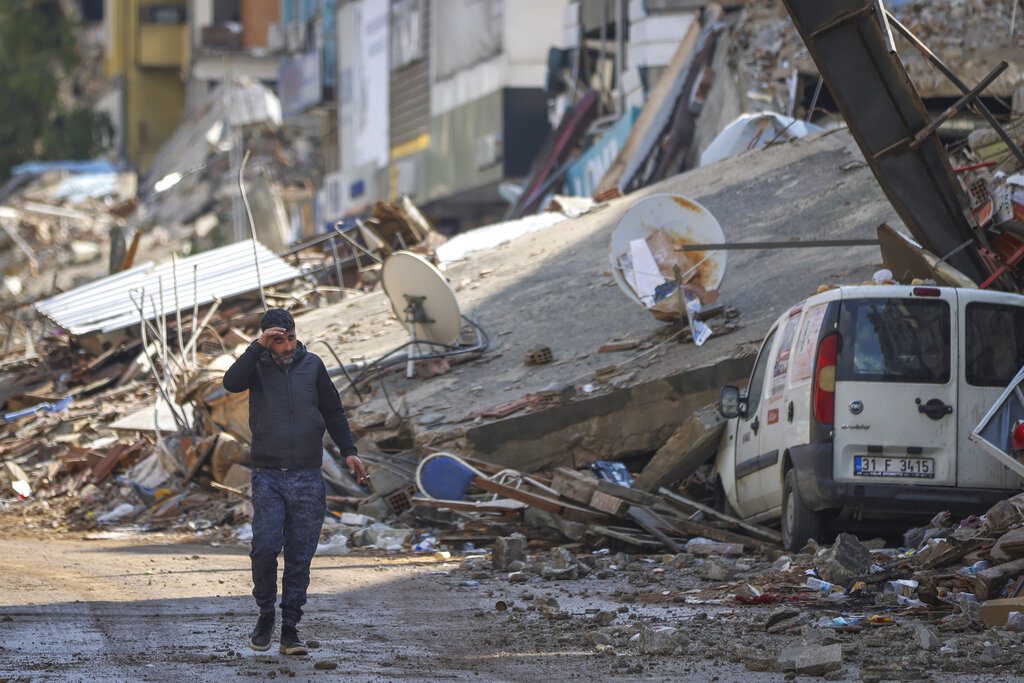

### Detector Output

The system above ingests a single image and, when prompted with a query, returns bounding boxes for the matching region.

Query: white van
[716,285,1024,550]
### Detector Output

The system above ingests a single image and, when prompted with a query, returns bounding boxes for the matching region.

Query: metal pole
[328,233,346,300]
[238,149,267,311]
[886,12,1024,168]
[181,297,223,363]
[615,0,625,116]
[806,77,824,122]
[132,289,186,431]
[908,61,1009,150]
[599,0,608,112]
[171,253,185,368]
[192,264,199,369]
[334,223,384,263]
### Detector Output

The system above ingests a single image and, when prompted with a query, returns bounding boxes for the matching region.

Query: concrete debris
[492,533,527,571]
[638,626,679,655]
[915,624,941,652]
[779,643,842,676]
[815,533,872,586]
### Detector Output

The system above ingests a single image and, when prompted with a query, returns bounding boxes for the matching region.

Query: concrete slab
[295,129,902,463]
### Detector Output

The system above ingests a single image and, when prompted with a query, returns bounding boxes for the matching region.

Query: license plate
[854,456,935,478]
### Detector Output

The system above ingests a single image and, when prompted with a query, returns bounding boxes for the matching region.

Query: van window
[746,329,777,417]
[838,298,950,384]
[965,302,1024,387]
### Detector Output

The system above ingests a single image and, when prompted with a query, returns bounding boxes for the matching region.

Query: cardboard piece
[981,597,1024,628]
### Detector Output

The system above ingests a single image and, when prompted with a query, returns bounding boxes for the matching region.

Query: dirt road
[0,532,746,682]
[2,531,1020,682]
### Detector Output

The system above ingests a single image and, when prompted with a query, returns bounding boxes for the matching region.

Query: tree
[0,0,112,181]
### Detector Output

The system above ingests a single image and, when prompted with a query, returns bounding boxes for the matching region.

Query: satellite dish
[609,193,727,316]
[381,251,462,347]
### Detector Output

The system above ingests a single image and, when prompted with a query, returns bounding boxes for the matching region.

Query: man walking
[223,308,366,655]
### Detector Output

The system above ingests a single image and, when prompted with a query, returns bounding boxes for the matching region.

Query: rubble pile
[409,495,1024,678]
[730,0,1024,118]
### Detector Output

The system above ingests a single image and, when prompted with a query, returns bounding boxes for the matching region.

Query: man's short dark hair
[259,308,295,332]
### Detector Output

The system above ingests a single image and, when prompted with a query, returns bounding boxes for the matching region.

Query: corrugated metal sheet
[35,240,301,336]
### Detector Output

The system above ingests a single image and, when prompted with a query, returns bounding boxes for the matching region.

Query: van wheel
[782,469,824,551]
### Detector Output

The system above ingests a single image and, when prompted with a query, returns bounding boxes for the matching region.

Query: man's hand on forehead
[258,326,294,347]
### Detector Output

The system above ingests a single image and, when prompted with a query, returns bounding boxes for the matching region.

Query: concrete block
[779,643,842,676]
[639,626,679,655]
[492,533,527,571]
[817,533,872,586]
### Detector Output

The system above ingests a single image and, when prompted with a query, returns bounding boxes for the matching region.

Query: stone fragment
[765,609,802,632]
[816,533,872,586]
[550,546,576,569]
[639,626,679,655]
[731,643,778,672]
[916,625,940,652]
[492,533,527,571]
[699,556,735,582]
[536,596,560,613]
[314,661,338,670]
[541,565,578,580]
[779,643,842,676]
[594,610,616,627]
[589,630,613,647]
[508,571,529,583]
[506,560,526,573]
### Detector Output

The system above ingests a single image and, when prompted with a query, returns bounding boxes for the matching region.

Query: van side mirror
[720,385,741,419]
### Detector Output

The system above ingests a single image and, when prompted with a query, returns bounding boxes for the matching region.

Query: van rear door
[958,292,1024,490]
[832,289,957,488]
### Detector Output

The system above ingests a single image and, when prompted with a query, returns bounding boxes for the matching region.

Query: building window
[140,4,186,24]
[391,0,424,70]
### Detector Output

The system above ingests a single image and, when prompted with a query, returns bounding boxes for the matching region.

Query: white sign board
[348,0,387,169]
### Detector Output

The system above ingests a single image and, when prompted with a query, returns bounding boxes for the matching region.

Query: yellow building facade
[105,0,188,172]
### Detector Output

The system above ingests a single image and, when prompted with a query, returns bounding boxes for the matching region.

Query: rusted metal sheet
[780,0,991,284]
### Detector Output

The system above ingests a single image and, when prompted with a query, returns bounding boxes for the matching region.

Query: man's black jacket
[222,340,357,469]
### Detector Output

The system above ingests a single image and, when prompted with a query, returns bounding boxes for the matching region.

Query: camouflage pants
[250,466,325,627]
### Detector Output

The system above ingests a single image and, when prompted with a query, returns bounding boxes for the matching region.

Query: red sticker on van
[767,408,780,425]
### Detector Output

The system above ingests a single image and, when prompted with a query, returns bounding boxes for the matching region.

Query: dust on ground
[0,522,1017,683]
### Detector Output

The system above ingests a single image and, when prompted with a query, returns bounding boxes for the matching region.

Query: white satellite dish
[609,193,727,318]
[381,251,462,376]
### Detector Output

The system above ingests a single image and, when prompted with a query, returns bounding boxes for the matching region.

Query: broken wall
[466,352,754,471]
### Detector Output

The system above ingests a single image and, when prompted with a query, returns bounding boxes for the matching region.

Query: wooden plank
[473,477,607,523]
[588,524,666,550]
[634,405,724,492]
[660,513,773,553]
[594,17,701,194]
[658,487,783,543]
[551,467,599,505]
[411,498,527,514]
[594,480,664,508]
[627,506,683,552]
[589,490,629,517]
[976,557,1024,601]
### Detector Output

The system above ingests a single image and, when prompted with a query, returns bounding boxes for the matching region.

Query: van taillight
[814,334,838,426]
[912,287,941,297]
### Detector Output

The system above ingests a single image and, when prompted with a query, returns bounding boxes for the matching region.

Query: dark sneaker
[280,626,308,655]
[249,612,275,651]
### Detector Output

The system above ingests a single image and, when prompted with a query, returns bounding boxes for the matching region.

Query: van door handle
[917,398,953,420]
[751,416,760,433]
[787,401,794,422]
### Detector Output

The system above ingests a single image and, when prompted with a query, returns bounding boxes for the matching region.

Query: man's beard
[271,350,294,365]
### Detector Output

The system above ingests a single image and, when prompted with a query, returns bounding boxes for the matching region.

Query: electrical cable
[340,315,491,419]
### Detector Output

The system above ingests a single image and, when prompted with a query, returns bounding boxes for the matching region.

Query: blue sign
[564,107,639,198]
[278,49,322,117]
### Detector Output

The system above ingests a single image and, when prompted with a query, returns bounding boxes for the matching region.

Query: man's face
[269,329,298,365]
